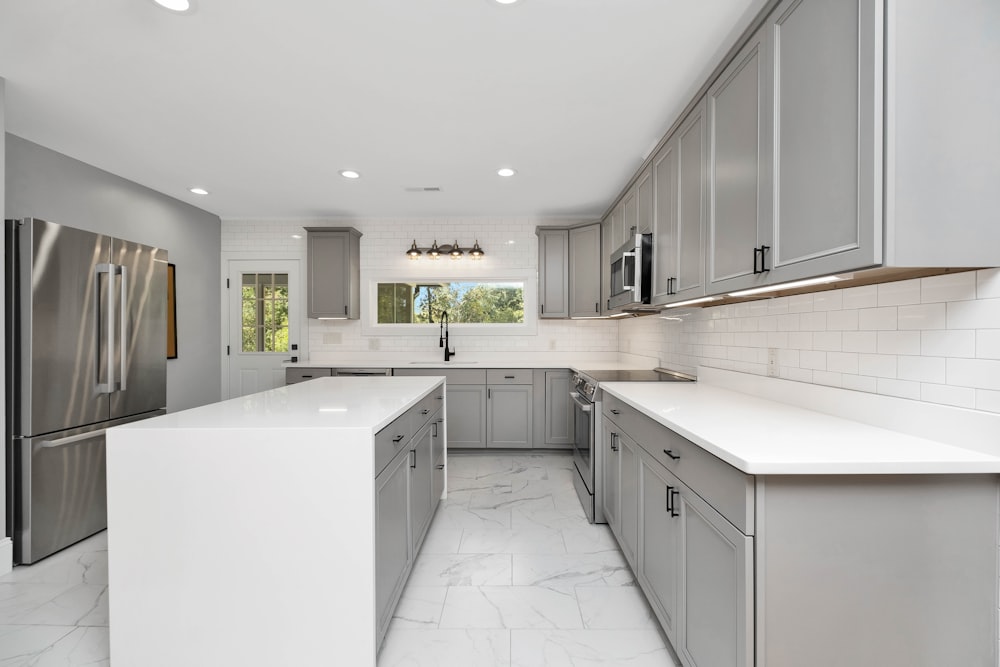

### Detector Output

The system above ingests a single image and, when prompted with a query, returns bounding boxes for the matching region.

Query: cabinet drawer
[603,393,754,534]
[412,389,444,429]
[486,369,532,385]
[374,412,413,477]
[393,368,486,385]
[285,367,332,384]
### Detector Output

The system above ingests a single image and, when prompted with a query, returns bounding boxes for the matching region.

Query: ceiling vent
[404,186,442,192]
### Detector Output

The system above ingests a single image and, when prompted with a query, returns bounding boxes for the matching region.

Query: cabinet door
[707,27,770,294]
[569,224,602,318]
[618,433,639,569]
[652,136,678,302]
[636,167,653,234]
[306,229,361,319]
[766,0,880,280]
[601,215,613,314]
[622,189,637,245]
[543,371,574,446]
[678,485,754,667]
[638,456,681,643]
[431,415,445,502]
[674,102,708,301]
[409,422,434,555]
[611,201,625,251]
[375,451,410,633]
[487,385,532,448]
[446,385,487,449]
[538,229,569,319]
[601,422,621,535]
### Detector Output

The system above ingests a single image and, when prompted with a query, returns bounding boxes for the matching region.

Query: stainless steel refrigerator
[5,217,168,564]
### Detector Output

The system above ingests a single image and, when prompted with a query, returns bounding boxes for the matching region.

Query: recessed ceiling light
[494,0,520,4]
[497,168,516,177]
[291,234,303,240]
[153,0,191,12]
[340,170,361,179]
[189,187,208,195]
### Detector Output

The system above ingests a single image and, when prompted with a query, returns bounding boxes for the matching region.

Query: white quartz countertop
[116,377,443,433]
[600,382,1000,475]
[286,358,655,372]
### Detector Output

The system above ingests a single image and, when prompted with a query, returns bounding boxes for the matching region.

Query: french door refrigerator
[5,217,168,564]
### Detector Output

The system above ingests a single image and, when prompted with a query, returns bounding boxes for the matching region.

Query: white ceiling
[0,0,764,220]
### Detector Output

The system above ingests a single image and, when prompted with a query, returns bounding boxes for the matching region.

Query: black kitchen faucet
[439,310,456,361]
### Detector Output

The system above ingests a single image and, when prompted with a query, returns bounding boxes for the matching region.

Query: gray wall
[5,134,222,413]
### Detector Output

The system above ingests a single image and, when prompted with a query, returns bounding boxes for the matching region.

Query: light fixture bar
[405,240,484,260]
[727,274,847,298]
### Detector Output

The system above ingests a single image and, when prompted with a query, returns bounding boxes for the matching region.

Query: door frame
[221,252,307,399]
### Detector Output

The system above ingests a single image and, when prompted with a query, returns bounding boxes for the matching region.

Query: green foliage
[241,275,289,352]
[376,282,524,324]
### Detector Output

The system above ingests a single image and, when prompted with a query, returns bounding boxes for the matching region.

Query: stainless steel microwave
[608,232,652,311]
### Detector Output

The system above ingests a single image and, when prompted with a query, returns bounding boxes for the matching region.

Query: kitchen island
[105,376,446,667]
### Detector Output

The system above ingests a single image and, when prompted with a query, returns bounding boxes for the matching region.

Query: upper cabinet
[305,227,362,319]
[569,224,602,318]
[613,0,1000,304]
[537,228,569,319]
[653,101,707,305]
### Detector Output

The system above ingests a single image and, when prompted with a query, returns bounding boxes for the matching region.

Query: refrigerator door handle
[117,264,128,392]
[95,263,115,394]
[40,428,108,449]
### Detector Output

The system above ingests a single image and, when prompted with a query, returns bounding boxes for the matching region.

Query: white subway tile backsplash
[978,330,1000,360]
[876,331,921,355]
[812,370,843,387]
[813,332,843,352]
[976,389,1000,414]
[800,350,827,370]
[859,354,897,378]
[921,383,976,409]
[947,358,1000,391]
[842,284,878,309]
[813,290,843,312]
[921,272,977,303]
[826,309,859,331]
[799,311,828,331]
[787,332,814,350]
[897,356,946,384]
[827,352,859,374]
[841,374,877,393]
[877,280,921,306]
[977,269,1000,299]
[947,299,1000,330]
[921,330,976,358]
[897,303,947,330]
[858,307,897,331]
[876,378,922,400]
[843,331,877,353]
[787,294,814,313]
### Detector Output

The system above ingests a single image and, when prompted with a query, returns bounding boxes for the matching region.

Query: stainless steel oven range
[570,367,696,523]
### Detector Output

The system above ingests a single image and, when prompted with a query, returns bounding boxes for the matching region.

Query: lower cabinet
[486,384,532,448]
[374,393,445,647]
[618,433,639,569]
[601,422,620,535]
[638,458,680,642]
[447,384,488,448]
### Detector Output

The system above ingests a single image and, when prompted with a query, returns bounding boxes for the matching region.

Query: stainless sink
[408,361,479,365]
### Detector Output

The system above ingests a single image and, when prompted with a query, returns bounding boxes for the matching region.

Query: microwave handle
[621,251,636,290]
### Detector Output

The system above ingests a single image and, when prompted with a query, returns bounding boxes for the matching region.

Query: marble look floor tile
[378,628,510,667]
[418,522,464,554]
[0,625,77,666]
[407,554,512,587]
[510,507,589,534]
[433,505,512,531]
[459,528,566,555]
[7,584,108,627]
[389,585,448,629]
[439,586,583,630]
[510,629,676,667]
[1,546,108,587]
[561,524,620,555]
[0,584,71,625]
[576,587,658,629]
[468,485,557,513]
[512,553,634,592]
[26,626,109,667]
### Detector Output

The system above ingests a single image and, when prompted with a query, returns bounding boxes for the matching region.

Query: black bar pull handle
[610,409,620,415]
[663,449,680,461]
[753,246,762,274]
[760,244,771,272]
[610,432,619,452]
[670,488,679,517]
[392,435,405,444]
[666,485,674,512]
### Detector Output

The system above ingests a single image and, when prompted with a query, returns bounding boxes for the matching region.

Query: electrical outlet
[767,347,779,377]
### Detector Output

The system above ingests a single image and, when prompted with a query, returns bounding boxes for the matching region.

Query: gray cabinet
[487,371,532,449]
[636,167,653,235]
[638,457,681,642]
[543,370,573,446]
[706,27,768,294]
[568,224,602,318]
[653,101,707,305]
[448,385,488,449]
[618,431,639,569]
[375,448,410,634]
[763,0,880,283]
[284,367,332,385]
[677,483,754,667]
[537,228,569,319]
[431,413,445,503]
[408,420,434,555]
[304,227,362,319]
[601,421,620,536]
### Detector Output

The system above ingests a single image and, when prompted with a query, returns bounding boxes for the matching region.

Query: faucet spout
[440,311,455,361]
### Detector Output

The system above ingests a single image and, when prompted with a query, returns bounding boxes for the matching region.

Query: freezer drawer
[12,411,164,564]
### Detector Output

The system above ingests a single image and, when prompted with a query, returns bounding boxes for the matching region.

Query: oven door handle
[570,392,593,412]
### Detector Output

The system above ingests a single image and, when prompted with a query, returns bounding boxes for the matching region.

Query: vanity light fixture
[662,296,718,309]
[339,170,361,179]
[189,187,209,195]
[405,240,485,261]
[727,274,847,298]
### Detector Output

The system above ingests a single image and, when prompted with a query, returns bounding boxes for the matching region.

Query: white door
[226,260,301,398]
